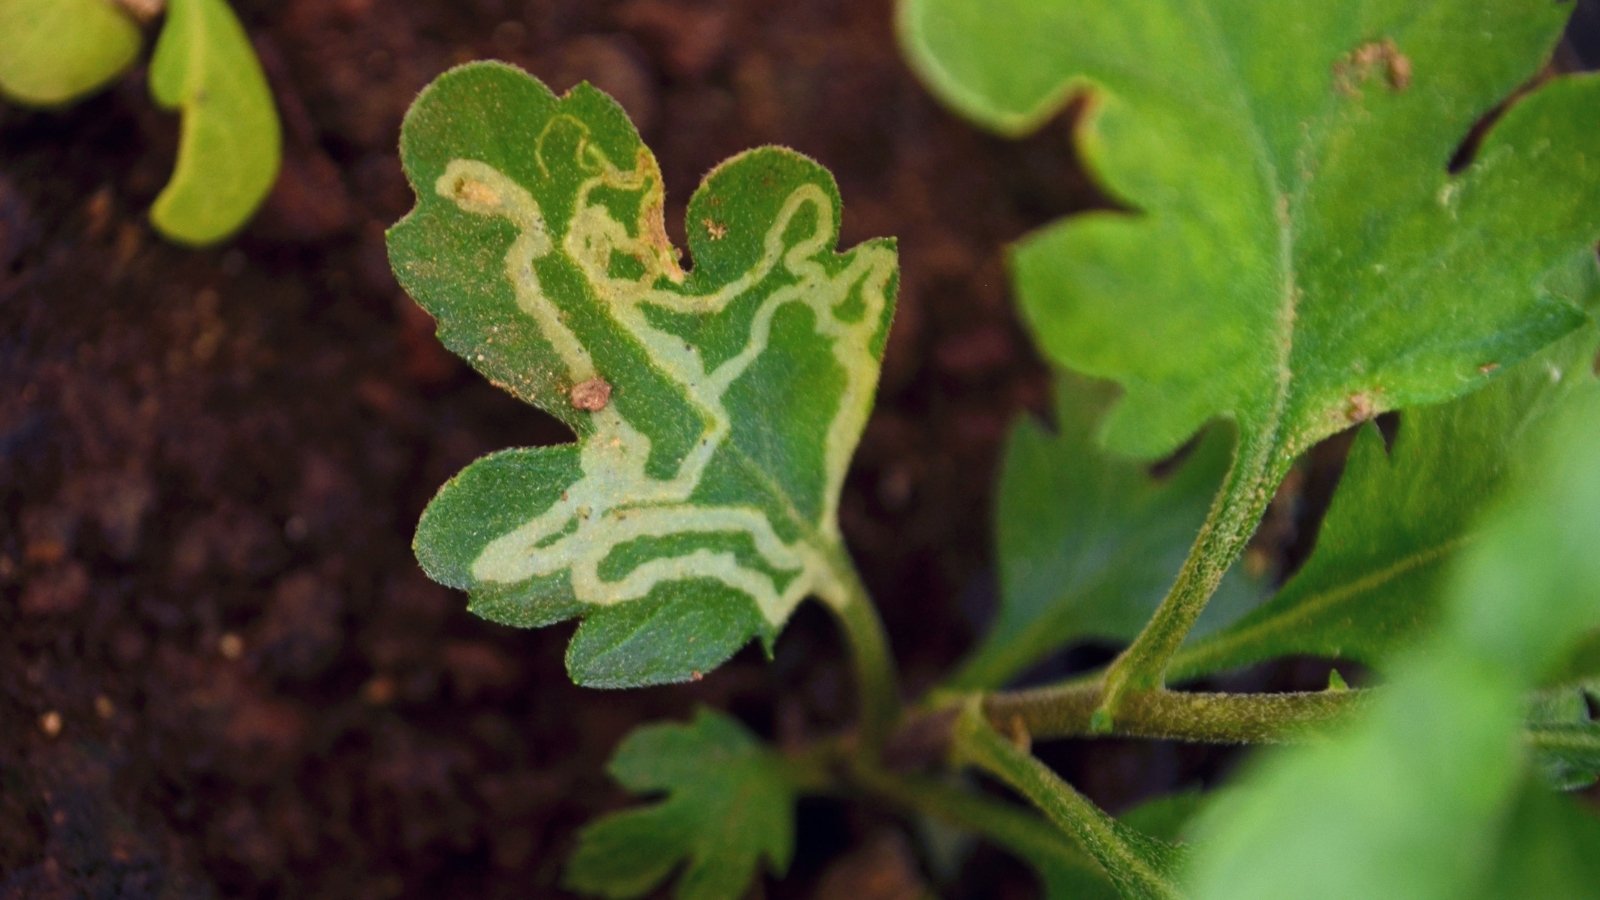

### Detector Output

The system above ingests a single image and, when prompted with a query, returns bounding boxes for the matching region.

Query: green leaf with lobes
[387,63,898,687]
[564,709,798,900]
[149,0,281,245]
[952,375,1263,690]
[901,0,1600,468]
[0,0,140,106]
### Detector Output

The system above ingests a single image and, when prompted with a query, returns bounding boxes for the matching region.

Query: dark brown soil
[4,2,1596,898]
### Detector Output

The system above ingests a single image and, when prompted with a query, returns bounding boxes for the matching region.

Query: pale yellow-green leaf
[148,0,280,245]
[0,0,140,106]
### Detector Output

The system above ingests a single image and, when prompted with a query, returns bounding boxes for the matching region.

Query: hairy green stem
[1096,433,1290,728]
[951,701,1189,900]
[847,761,1102,886]
[1525,722,1600,757]
[984,681,1367,744]
[827,553,901,750]
[782,734,1109,892]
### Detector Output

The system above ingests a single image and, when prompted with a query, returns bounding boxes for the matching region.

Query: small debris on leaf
[569,376,613,412]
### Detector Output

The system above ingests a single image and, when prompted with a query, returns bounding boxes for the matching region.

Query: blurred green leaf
[902,0,1600,477]
[1475,779,1600,899]
[565,709,797,900]
[1172,313,1600,681]
[953,376,1261,689]
[0,0,139,106]
[148,0,280,244]
[389,63,897,687]
[1184,394,1600,899]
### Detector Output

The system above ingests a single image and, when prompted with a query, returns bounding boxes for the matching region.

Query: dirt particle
[703,217,727,240]
[361,675,397,705]
[690,670,703,682]
[569,376,613,411]
[1478,362,1500,375]
[39,711,62,738]
[23,538,67,567]
[219,633,245,660]
[94,696,115,719]
[20,562,89,616]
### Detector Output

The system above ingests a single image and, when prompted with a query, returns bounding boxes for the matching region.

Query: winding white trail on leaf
[433,149,891,624]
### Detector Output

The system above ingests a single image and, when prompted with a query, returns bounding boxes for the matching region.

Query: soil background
[5,2,1600,898]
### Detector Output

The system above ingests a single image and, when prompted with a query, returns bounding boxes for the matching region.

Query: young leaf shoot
[148,0,282,244]
[0,0,140,106]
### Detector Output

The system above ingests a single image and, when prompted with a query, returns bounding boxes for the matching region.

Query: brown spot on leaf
[1334,38,1411,96]
[451,177,500,209]
[1345,392,1376,423]
[569,377,612,411]
[1387,49,1413,90]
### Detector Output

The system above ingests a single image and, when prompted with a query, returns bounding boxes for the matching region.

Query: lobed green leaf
[148,0,281,244]
[389,63,897,687]
[953,375,1262,689]
[564,709,797,900]
[902,0,1600,473]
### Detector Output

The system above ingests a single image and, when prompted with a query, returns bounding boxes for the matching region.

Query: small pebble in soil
[94,696,115,719]
[361,675,397,706]
[219,633,245,661]
[39,711,62,738]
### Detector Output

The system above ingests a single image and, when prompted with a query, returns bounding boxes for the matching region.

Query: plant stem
[983,681,1367,744]
[827,551,900,750]
[950,701,1189,900]
[1524,722,1600,760]
[846,761,1103,886]
[1095,432,1290,728]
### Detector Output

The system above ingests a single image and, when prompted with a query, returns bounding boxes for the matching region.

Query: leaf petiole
[1094,432,1291,728]
[983,681,1367,745]
[825,551,901,750]
[845,759,1102,889]
[949,699,1189,900]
